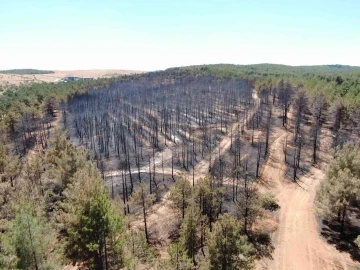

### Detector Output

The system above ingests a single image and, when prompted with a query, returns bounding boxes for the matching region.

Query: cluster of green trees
[163,176,270,269]
[0,69,55,75]
[0,79,100,115]
[0,131,155,269]
[316,142,360,234]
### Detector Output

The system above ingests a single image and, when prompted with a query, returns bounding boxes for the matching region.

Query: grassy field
[0,69,143,86]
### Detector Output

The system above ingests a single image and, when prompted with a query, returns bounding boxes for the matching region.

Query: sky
[0,0,359,71]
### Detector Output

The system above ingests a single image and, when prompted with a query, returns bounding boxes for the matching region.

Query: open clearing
[0,69,143,86]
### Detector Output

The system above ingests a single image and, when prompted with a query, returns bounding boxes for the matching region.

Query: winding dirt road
[258,131,360,270]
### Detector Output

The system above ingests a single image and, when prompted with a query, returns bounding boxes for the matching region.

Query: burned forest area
[2,67,360,270]
[66,77,256,199]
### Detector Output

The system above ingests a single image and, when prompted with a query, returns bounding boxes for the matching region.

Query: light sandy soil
[0,69,143,86]
[257,129,360,270]
[63,266,77,270]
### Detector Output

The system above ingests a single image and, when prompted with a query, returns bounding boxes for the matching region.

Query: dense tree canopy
[207,213,255,270]
[316,142,360,232]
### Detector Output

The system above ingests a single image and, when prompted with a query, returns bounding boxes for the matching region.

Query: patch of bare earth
[63,266,77,270]
[257,127,360,270]
[0,69,143,85]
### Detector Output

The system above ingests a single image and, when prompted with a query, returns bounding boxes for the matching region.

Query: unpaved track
[258,130,360,270]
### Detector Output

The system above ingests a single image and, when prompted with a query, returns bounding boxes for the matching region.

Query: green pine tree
[131,183,156,244]
[179,203,201,265]
[194,174,225,231]
[65,167,125,269]
[207,214,254,270]
[236,178,262,234]
[124,229,156,268]
[1,201,60,270]
[168,177,192,219]
[316,142,360,233]
[163,242,193,270]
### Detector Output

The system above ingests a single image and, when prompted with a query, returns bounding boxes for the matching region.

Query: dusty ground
[257,127,360,270]
[0,69,143,86]
[63,266,77,270]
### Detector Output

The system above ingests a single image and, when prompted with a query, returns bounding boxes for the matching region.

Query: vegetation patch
[0,69,55,75]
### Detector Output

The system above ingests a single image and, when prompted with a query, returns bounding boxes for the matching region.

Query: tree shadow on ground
[248,232,274,260]
[167,222,181,242]
[320,219,360,262]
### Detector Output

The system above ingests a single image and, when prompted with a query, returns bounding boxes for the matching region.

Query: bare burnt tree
[256,139,262,178]
[310,94,326,163]
[293,132,304,181]
[65,76,256,208]
[284,131,288,163]
[293,85,308,143]
[264,102,272,158]
[328,100,345,148]
[278,81,293,127]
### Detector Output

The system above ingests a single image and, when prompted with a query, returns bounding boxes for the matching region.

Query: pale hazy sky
[1,0,359,71]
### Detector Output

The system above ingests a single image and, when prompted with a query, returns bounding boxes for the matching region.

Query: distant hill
[166,64,360,78]
[0,69,143,86]
[0,69,54,75]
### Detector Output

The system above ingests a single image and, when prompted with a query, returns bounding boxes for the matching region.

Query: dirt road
[258,131,359,270]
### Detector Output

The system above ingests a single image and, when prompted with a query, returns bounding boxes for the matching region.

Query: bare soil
[256,128,360,270]
[0,69,143,86]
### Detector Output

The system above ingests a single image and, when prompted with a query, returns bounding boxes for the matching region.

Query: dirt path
[258,130,359,270]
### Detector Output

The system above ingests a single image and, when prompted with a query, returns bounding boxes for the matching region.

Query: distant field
[0,69,54,75]
[0,69,143,86]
